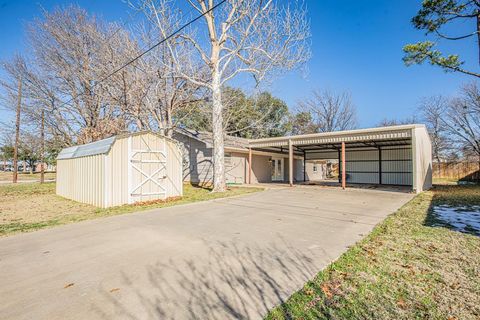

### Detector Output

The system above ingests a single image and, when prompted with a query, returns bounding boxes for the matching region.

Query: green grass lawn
[265,185,480,320]
[432,177,459,185]
[0,182,262,237]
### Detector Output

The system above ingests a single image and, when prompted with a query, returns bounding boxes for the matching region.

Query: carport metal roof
[248,124,420,150]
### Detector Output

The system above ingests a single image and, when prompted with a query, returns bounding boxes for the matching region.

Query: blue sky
[0,0,476,128]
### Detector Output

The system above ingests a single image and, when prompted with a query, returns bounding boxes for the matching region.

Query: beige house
[304,160,329,181]
[56,132,183,208]
[173,128,304,185]
[175,124,432,193]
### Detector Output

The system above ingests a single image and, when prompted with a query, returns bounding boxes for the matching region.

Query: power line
[54,0,227,111]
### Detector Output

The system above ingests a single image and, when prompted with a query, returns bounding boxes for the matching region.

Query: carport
[247,124,432,193]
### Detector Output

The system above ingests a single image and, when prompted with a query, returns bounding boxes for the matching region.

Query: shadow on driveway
[92,238,318,320]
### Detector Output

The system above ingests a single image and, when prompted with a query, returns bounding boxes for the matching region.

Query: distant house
[35,163,56,172]
[172,128,304,185]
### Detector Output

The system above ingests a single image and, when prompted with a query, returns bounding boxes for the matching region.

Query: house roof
[174,127,250,150]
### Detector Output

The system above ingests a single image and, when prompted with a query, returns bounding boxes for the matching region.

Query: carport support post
[289,139,293,186]
[378,146,382,185]
[341,142,346,190]
[303,150,306,182]
[248,147,252,184]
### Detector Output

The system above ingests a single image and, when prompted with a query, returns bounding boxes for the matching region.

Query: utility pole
[2,149,5,171]
[13,77,22,184]
[40,109,45,183]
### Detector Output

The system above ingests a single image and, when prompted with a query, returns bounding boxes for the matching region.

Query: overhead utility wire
[53,0,227,110]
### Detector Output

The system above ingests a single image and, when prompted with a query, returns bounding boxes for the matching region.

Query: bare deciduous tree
[297,89,357,133]
[26,6,136,144]
[376,116,418,127]
[419,95,450,174]
[136,0,311,191]
[442,83,480,177]
[0,55,28,182]
[128,0,208,137]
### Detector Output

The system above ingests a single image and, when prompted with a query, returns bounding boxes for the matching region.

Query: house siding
[173,132,248,185]
[305,161,328,181]
[173,131,311,185]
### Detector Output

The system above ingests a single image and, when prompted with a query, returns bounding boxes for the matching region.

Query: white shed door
[128,135,167,203]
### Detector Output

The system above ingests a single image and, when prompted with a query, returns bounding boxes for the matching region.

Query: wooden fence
[432,162,480,181]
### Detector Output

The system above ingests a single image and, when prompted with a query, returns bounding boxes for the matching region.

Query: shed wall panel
[56,154,105,207]
[108,137,129,207]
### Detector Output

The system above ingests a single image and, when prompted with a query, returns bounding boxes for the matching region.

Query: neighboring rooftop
[174,127,250,150]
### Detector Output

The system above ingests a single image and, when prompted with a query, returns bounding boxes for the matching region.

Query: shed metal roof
[57,136,116,160]
[57,131,177,160]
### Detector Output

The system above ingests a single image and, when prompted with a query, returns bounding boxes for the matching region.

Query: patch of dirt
[0,194,94,225]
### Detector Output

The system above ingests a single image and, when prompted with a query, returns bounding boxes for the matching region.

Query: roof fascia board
[248,124,424,145]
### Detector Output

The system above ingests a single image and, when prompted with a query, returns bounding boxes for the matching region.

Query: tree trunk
[13,77,22,183]
[211,67,226,192]
[436,155,441,177]
[166,106,173,138]
[40,109,45,184]
[477,14,480,66]
[477,154,480,184]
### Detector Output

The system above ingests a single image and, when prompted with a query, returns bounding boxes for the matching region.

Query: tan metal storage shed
[56,131,183,208]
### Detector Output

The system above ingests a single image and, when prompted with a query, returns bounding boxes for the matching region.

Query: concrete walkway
[0,186,414,320]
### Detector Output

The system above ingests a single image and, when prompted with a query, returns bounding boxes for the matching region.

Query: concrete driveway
[0,186,413,320]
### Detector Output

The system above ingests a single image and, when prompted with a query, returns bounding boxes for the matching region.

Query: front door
[271,157,284,181]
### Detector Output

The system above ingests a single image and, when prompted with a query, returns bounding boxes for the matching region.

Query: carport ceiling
[248,125,418,154]
[252,138,411,154]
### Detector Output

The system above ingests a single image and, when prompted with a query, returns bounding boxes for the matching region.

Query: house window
[224,153,232,166]
[313,164,318,172]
